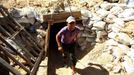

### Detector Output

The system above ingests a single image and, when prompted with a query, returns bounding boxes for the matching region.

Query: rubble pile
[77,1,134,75]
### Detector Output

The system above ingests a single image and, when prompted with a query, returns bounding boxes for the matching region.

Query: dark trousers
[62,42,77,66]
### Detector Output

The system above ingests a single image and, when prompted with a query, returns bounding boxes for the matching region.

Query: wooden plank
[0,8,18,31]
[1,6,42,49]
[0,35,34,67]
[0,45,31,74]
[43,11,81,23]
[11,39,36,62]
[0,22,15,34]
[30,50,44,75]
[0,57,22,75]
[45,21,52,75]
[45,21,51,55]
[10,28,23,39]
[20,33,39,56]
[0,25,11,36]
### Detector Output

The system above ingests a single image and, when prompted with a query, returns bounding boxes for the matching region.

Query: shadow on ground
[76,63,109,75]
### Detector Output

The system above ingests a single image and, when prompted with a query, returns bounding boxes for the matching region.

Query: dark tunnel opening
[49,22,66,50]
[47,22,66,75]
[47,21,83,75]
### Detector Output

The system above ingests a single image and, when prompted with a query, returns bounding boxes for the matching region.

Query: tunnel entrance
[49,22,66,50]
[47,21,83,75]
[47,22,66,75]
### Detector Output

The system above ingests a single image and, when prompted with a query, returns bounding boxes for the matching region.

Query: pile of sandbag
[78,1,134,75]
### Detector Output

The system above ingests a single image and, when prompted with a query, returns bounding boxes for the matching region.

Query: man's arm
[56,33,61,47]
[56,33,63,52]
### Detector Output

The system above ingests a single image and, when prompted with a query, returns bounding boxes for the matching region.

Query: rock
[112,46,124,63]
[100,2,113,10]
[97,52,114,64]
[81,33,93,38]
[93,21,106,30]
[105,64,114,71]
[122,16,134,21]
[118,44,130,54]
[10,8,22,18]
[127,48,134,63]
[96,9,109,18]
[113,18,125,27]
[105,39,118,46]
[37,34,45,47]
[108,23,122,32]
[127,0,134,7]
[87,20,94,28]
[108,32,118,39]
[120,21,134,36]
[113,65,121,73]
[82,17,90,27]
[40,8,50,14]
[86,37,95,42]
[115,32,132,45]
[65,6,79,12]
[122,55,134,75]
[96,30,107,43]
[81,9,92,19]
[91,13,102,21]
[118,8,134,18]
[110,6,123,15]
[10,7,41,24]
[104,14,117,23]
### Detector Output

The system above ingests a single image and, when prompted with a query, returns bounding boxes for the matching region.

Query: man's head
[66,16,76,31]
[66,16,76,23]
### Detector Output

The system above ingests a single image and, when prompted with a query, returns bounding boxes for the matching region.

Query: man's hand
[58,46,64,53]
[58,46,65,57]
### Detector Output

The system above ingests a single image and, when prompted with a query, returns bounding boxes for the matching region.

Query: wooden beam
[43,11,81,23]
[0,57,22,75]
[1,6,42,49]
[9,28,23,39]
[0,36,34,67]
[0,45,31,74]
[0,8,19,31]
[11,39,36,62]
[0,25,11,36]
[30,51,44,75]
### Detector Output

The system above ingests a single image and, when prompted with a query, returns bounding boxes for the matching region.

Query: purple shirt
[57,26,80,44]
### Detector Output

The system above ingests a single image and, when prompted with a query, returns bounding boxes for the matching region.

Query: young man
[56,16,80,75]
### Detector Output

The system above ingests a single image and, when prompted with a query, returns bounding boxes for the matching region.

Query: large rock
[96,9,109,18]
[81,9,92,19]
[104,14,117,23]
[120,21,134,36]
[122,55,134,75]
[115,32,132,45]
[93,21,106,30]
[110,6,123,15]
[108,23,122,32]
[96,30,107,43]
[113,18,125,27]
[100,2,113,10]
[118,8,134,18]
[127,0,134,7]
[91,13,103,21]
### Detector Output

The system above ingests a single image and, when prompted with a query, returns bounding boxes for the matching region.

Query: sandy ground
[41,42,106,75]
[37,42,127,75]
